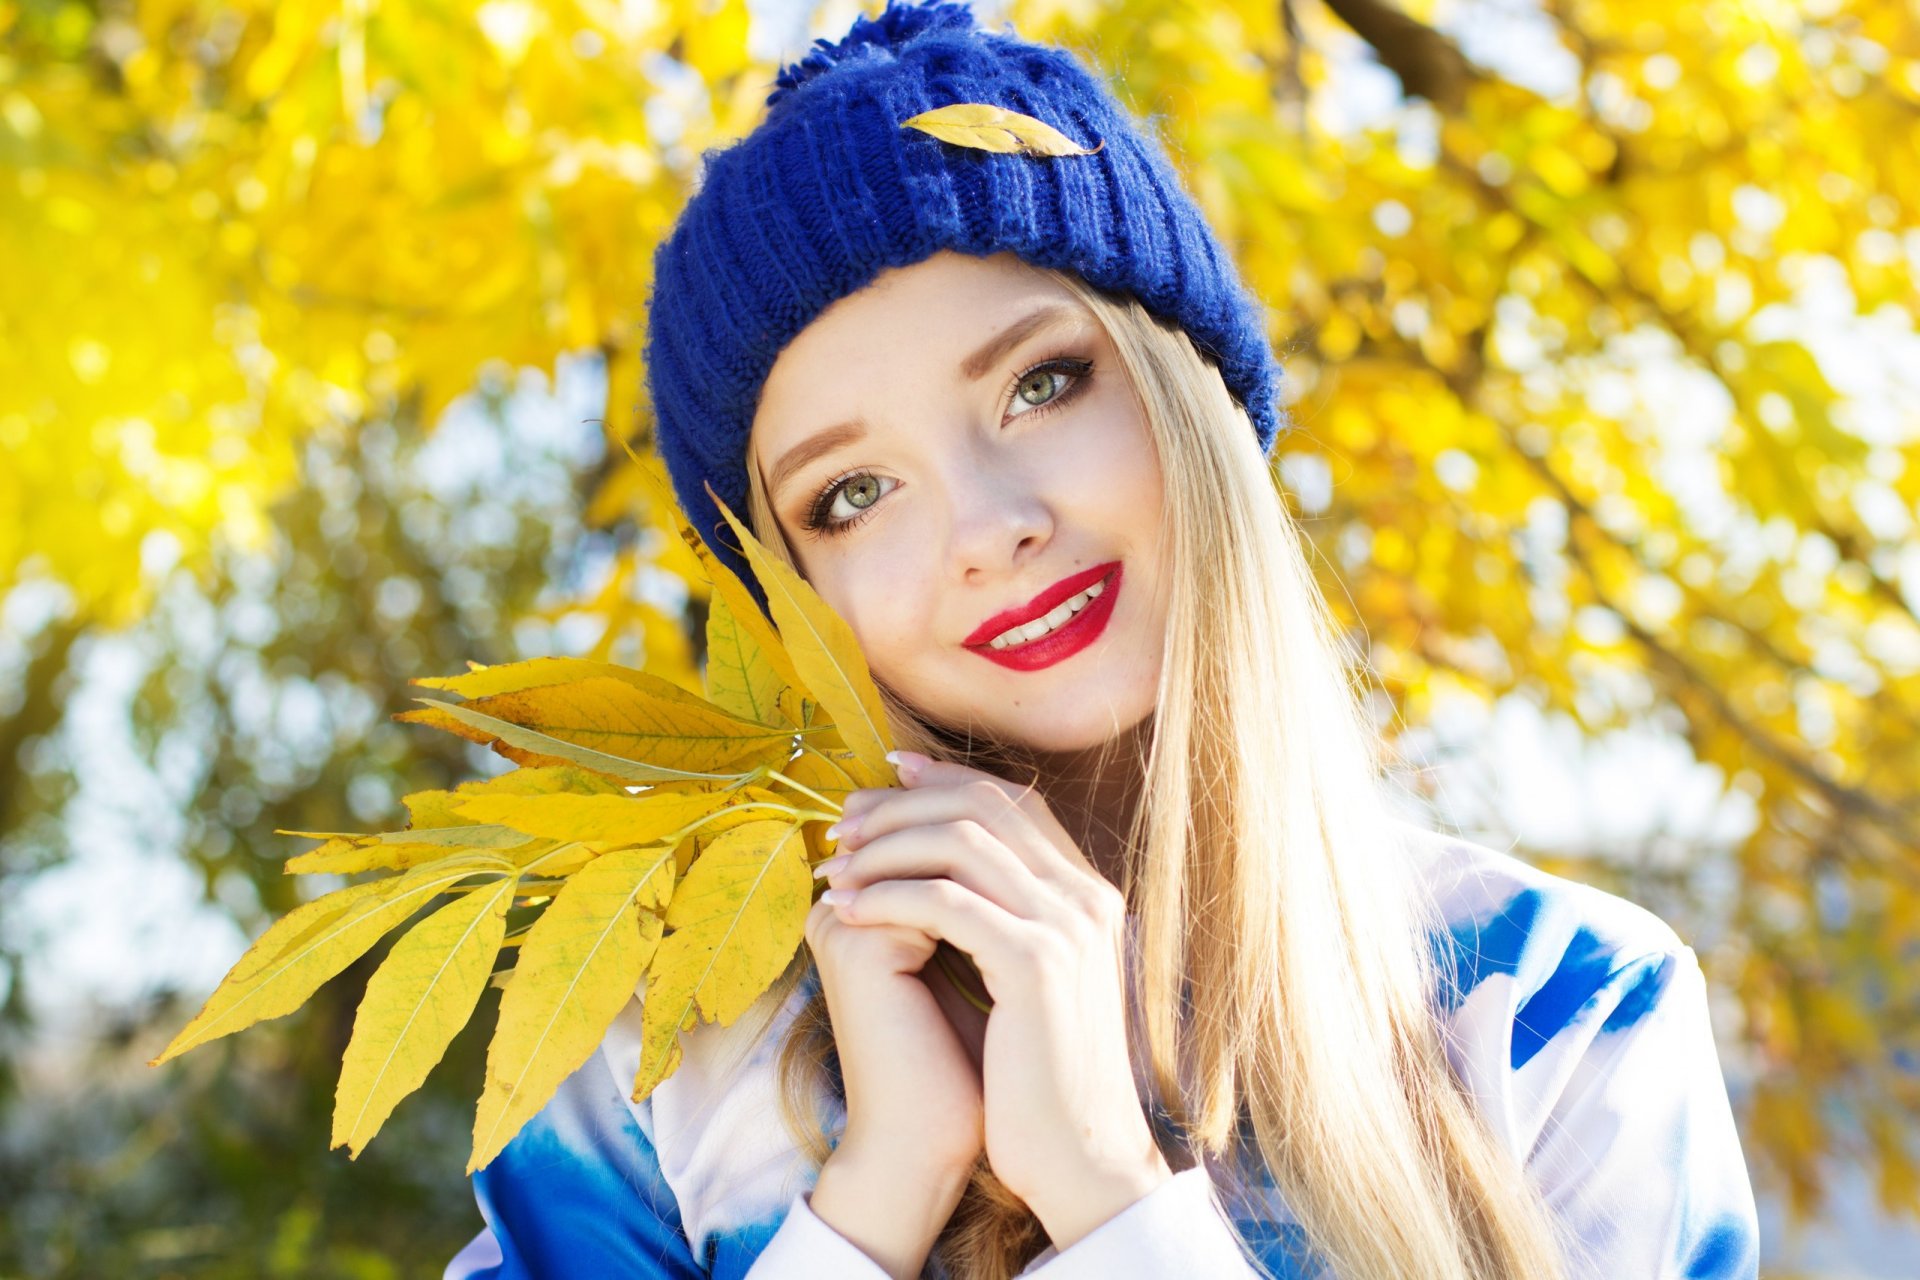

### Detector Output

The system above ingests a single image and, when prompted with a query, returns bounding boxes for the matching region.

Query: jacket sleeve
[1009,1166,1262,1279]
[745,1167,1264,1280]
[741,1189,914,1278]
[1520,945,1761,1280]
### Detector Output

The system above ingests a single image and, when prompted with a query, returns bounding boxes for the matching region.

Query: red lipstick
[963,561,1122,672]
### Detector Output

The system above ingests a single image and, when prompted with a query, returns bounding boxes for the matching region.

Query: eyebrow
[764,302,1084,503]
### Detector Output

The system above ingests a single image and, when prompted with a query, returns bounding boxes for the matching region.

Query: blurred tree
[1,0,1916,1271]
[0,371,626,1272]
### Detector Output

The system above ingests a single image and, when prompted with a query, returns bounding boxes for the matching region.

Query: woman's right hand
[805,886,986,1178]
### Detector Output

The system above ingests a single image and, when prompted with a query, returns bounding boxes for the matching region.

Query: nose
[942,450,1053,587]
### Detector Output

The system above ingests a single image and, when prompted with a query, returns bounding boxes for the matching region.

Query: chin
[893,668,1158,757]
[997,699,1156,757]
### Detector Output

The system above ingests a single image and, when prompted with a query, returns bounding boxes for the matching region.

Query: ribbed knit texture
[642,0,1285,614]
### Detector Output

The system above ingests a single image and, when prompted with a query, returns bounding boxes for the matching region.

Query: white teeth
[987,578,1108,649]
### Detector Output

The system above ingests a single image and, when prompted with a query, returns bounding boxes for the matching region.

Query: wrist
[827,1140,975,1200]
[810,1145,973,1279]
[1026,1150,1174,1255]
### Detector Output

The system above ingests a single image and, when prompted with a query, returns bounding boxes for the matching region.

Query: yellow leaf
[400,766,629,829]
[450,785,789,847]
[675,795,806,871]
[783,745,860,812]
[706,588,795,729]
[776,685,820,732]
[1526,142,1590,198]
[332,875,518,1157]
[785,748,860,866]
[468,842,677,1172]
[900,102,1103,156]
[510,839,602,881]
[628,819,811,1103]
[281,824,537,875]
[398,678,791,784]
[217,879,395,990]
[427,671,792,765]
[413,655,697,702]
[402,790,492,830]
[708,484,896,787]
[149,855,512,1067]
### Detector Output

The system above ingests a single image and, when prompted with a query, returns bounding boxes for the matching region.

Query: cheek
[1112,426,1163,514]
[810,543,932,663]
[1046,398,1162,516]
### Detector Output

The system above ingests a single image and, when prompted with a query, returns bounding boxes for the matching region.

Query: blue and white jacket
[444,822,1761,1278]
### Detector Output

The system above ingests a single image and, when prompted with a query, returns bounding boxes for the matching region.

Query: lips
[963,561,1121,648]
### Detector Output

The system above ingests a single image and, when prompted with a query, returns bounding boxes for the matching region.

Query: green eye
[1006,356,1093,419]
[804,471,896,538]
[1017,370,1062,407]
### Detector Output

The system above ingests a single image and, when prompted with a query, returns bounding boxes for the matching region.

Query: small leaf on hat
[901,103,1103,156]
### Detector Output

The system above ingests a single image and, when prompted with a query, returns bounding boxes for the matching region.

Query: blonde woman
[446,2,1759,1277]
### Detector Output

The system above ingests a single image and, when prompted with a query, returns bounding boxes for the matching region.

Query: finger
[835,781,1072,894]
[836,757,1034,822]
[821,818,1042,921]
[834,785,907,827]
[889,757,1091,876]
[807,892,941,958]
[827,877,1039,993]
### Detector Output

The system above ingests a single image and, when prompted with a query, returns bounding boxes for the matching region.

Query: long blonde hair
[708,262,1577,1279]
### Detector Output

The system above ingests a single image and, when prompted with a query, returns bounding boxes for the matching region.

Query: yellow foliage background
[3,0,1917,1273]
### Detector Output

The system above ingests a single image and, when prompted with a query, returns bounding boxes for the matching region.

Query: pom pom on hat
[768,0,983,108]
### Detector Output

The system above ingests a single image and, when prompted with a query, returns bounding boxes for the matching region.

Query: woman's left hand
[817,750,1173,1248]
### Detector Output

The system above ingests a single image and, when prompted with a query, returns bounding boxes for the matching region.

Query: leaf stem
[764,769,843,816]
[662,799,837,848]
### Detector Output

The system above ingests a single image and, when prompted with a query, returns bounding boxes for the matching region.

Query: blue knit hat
[643,0,1285,614]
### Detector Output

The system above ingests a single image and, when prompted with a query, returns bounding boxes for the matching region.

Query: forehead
[751,250,1080,441]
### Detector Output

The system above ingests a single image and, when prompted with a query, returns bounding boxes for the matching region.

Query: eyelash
[799,353,1096,539]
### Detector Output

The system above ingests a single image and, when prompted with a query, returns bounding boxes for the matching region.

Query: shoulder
[1397,821,1697,1028]
[1391,820,1704,1149]
[1396,817,1689,1009]
[1385,829,1760,1278]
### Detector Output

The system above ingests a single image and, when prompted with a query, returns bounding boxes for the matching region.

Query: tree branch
[1316,0,1479,111]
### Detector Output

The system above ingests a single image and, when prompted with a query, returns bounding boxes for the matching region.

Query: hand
[804,855,986,1181]
[818,752,1173,1247]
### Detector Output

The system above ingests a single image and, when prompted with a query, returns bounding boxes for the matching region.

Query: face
[748,249,1169,755]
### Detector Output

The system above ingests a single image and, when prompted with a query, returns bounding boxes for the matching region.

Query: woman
[447,2,1760,1277]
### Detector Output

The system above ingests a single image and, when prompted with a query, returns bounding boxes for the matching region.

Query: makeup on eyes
[798,351,1096,539]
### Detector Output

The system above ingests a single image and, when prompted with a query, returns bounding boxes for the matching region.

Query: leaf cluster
[149,481,898,1174]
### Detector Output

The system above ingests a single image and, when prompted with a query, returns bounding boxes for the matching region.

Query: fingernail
[813,855,850,879]
[886,750,928,780]
[825,813,862,843]
[820,888,857,907]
